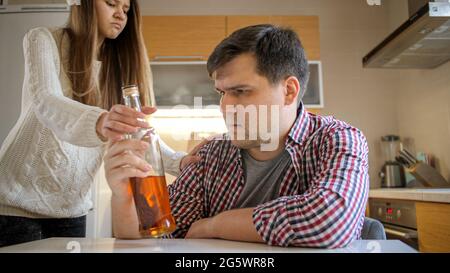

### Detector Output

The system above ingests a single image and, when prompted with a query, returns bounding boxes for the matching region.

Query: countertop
[369,188,450,203]
[0,238,417,253]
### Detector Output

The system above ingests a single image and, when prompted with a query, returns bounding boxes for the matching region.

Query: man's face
[213,54,285,151]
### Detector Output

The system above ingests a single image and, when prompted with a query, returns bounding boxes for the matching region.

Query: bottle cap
[122,85,139,98]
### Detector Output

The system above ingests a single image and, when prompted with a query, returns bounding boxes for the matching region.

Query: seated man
[105,24,369,248]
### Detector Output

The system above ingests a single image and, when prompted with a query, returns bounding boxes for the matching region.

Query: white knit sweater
[0,27,185,219]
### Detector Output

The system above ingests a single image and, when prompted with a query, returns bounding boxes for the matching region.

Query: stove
[369,199,419,250]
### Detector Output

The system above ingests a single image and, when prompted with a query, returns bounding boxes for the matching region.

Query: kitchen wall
[387,0,408,29]
[141,0,410,188]
[395,62,450,182]
[387,0,450,182]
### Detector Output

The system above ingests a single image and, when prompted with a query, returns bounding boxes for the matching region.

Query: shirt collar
[287,101,311,146]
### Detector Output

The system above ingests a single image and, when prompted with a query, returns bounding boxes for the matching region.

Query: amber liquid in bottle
[130,175,176,238]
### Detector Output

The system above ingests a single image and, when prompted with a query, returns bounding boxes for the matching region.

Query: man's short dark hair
[207,24,310,99]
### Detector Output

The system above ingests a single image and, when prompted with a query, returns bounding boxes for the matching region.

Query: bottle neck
[123,94,150,140]
[123,94,142,112]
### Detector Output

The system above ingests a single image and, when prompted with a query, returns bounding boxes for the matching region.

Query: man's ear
[284,76,300,106]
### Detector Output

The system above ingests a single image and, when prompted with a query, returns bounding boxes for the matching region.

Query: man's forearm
[111,195,141,239]
[212,208,265,243]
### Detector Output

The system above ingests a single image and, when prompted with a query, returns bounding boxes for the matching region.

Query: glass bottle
[122,85,176,237]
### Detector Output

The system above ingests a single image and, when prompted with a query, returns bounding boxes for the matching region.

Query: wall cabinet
[142,16,226,61]
[142,15,320,61]
[226,16,320,60]
[143,16,323,112]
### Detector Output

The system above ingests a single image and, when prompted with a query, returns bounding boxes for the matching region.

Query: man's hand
[185,217,216,239]
[104,138,151,200]
[184,208,265,243]
[104,138,150,239]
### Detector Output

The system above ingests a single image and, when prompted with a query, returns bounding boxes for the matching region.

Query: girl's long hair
[64,0,153,109]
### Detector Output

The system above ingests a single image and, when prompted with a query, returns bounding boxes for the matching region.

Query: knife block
[407,162,450,188]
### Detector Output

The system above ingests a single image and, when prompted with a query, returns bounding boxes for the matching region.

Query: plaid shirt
[168,103,369,248]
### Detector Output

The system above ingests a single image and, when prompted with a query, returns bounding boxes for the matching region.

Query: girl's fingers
[108,111,150,129]
[102,104,155,141]
[104,120,139,134]
[180,155,202,171]
[111,104,146,119]
[141,106,157,115]
[189,138,210,155]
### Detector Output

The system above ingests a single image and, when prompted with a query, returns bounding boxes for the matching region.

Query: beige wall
[395,62,450,182]
[10,0,444,239]
[141,0,449,187]
[387,0,408,31]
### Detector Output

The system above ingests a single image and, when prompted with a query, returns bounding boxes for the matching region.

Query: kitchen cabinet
[416,202,450,252]
[142,15,320,61]
[143,15,324,114]
[226,16,321,60]
[368,189,450,253]
[150,61,323,113]
[142,16,226,61]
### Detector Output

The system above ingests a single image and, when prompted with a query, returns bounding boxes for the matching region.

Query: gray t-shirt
[235,149,292,208]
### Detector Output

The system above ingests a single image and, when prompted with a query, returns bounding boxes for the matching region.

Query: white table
[0,238,417,253]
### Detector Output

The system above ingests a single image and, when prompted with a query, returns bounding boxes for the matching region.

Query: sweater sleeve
[159,136,187,177]
[23,27,107,148]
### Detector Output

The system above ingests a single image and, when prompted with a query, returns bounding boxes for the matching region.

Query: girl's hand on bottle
[104,139,152,200]
[96,105,157,142]
[179,134,222,171]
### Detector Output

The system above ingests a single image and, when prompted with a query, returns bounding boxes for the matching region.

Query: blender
[379,135,406,188]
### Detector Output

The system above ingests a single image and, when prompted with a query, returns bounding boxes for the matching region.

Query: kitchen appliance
[363,0,450,69]
[379,135,406,188]
[0,5,69,144]
[369,199,418,250]
[397,148,450,188]
[150,60,324,118]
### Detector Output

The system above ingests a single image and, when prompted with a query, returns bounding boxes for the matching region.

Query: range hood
[363,0,450,69]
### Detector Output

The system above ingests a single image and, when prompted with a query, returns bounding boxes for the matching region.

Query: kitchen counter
[0,238,417,253]
[369,188,450,203]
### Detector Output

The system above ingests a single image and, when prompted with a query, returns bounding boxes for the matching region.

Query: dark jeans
[0,215,86,248]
